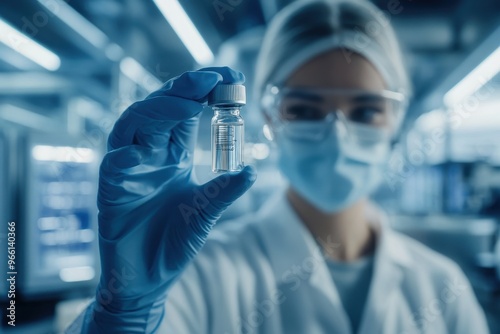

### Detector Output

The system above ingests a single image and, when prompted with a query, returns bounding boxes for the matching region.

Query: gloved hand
[83,67,257,333]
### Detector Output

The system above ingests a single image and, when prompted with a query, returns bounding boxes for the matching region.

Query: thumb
[199,165,257,218]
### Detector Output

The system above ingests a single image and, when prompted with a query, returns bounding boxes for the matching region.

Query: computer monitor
[19,134,101,299]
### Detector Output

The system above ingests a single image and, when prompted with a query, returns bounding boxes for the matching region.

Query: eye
[349,106,386,126]
[282,103,325,121]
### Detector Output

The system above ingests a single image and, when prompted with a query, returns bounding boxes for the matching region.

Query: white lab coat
[160,191,489,334]
[67,191,490,334]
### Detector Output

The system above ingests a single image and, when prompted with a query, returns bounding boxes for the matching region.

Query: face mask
[275,121,391,213]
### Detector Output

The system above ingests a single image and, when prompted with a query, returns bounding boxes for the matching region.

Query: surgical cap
[254,0,411,102]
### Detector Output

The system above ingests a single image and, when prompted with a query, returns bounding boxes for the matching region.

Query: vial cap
[208,84,246,106]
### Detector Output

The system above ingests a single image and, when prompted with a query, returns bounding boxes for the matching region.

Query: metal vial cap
[208,84,246,107]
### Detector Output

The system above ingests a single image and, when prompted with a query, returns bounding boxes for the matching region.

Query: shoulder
[391,231,461,275]
[387,231,489,332]
[391,230,465,281]
[388,230,474,313]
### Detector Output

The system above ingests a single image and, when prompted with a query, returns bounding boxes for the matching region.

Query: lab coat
[68,191,490,334]
[160,191,489,334]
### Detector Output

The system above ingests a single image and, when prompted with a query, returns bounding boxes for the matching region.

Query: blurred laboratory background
[0,0,499,333]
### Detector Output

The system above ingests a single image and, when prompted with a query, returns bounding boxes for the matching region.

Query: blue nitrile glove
[82,67,257,333]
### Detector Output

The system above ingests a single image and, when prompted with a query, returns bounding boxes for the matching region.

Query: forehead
[285,49,387,91]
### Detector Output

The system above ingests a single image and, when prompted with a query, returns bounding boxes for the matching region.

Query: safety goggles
[261,85,407,143]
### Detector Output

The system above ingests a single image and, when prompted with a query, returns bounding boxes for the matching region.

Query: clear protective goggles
[261,85,407,144]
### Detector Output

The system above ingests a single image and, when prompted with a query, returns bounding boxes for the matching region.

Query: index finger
[147,66,245,100]
[108,70,222,151]
[107,67,245,151]
[107,96,201,151]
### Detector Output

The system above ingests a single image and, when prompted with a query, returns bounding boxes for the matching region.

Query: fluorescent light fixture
[153,0,214,65]
[120,57,162,92]
[444,46,500,106]
[105,43,124,61]
[0,18,60,71]
[32,145,95,163]
[0,104,59,130]
[70,97,108,123]
[37,0,109,49]
[0,44,36,69]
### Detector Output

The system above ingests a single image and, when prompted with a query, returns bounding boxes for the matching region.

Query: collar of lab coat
[257,190,413,286]
[256,190,414,332]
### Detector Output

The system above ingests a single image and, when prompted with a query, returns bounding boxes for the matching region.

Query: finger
[147,67,244,100]
[108,67,244,151]
[108,69,224,151]
[198,165,257,219]
[100,145,143,173]
[132,116,201,161]
[168,113,201,157]
[108,96,202,150]
[98,146,179,209]
[197,66,245,84]
[98,145,147,208]
[171,165,257,260]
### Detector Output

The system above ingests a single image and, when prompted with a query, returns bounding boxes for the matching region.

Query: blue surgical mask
[275,121,390,213]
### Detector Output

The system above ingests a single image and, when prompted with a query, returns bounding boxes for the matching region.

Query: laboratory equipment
[208,83,245,173]
[20,134,100,298]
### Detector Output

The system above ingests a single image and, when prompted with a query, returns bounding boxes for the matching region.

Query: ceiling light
[0,18,60,71]
[37,0,109,49]
[152,0,214,65]
[120,57,162,92]
[444,47,500,107]
[0,104,60,130]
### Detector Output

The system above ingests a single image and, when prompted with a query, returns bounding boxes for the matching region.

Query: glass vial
[208,84,245,173]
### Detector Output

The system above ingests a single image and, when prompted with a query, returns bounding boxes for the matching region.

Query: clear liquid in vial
[212,123,243,173]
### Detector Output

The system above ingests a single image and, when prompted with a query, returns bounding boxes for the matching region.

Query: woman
[68,0,489,333]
